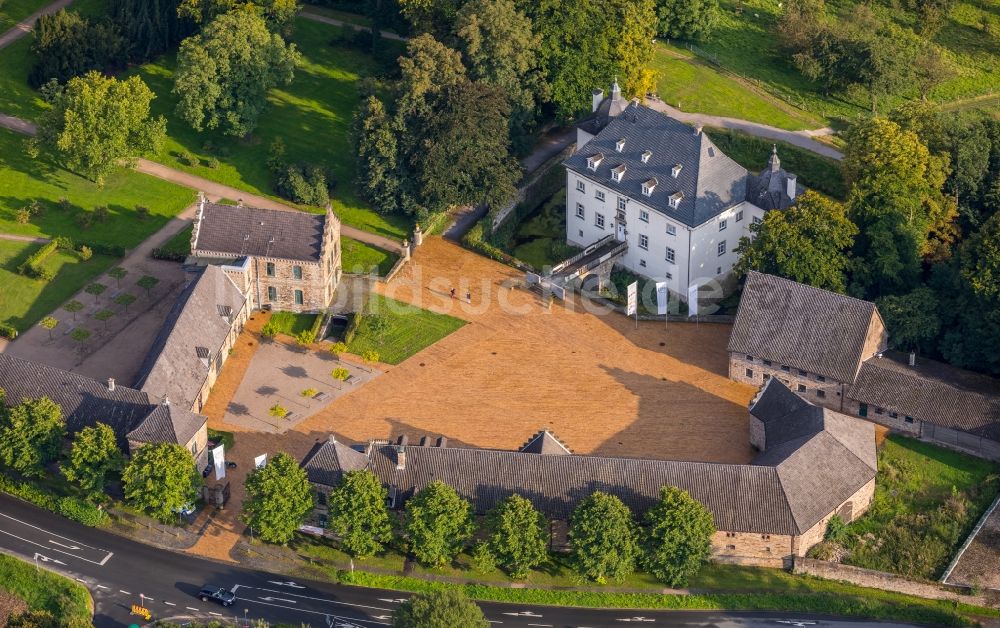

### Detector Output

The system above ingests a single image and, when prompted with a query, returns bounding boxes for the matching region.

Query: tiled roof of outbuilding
[848,352,1000,440]
[565,103,750,228]
[302,437,371,487]
[192,201,326,262]
[728,271,880,383]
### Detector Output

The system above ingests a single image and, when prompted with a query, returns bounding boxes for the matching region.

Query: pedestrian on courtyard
[466,291,471,303]
[450,288,456,299]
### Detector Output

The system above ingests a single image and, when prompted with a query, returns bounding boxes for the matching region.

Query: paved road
[0,0,74,50]
[0,495,922,628]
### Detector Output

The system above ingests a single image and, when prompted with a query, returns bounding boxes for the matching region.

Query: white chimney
[107,377,115,391]
[694,124,703,136]
[395,445,406,470]
[592,89,604,113]
[786,174,798,201]
[909,351,916,367]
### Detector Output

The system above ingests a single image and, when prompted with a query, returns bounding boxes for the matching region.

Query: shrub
[178,150,195,166]
[269,403,288,418]
[58,197,72,212]
[151,247,186,262]
[92,205,110,222]
[206,156,220,169]
[275,163,330,207]
[58,497,108,527]
[261,321,279,339]
[70,328,91,342]
[329,341,348,357]
[53,236,73,250]
[0,323,18,339]
[301,388,318,397]
[76,212,93,230]
[331,367,350,380]
[78,245,93,261]
[15,208,31,224]
[342,311,362,345]
[81,242,125,256]
[267,137,287,172]
[361,349,380,363]
[135,205,150,220]
[295,329,317,346]
[0,474,58,511]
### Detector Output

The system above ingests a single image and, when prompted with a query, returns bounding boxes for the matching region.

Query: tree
[35,72,165,185]
[114,293,137,312]
[395,34,467,122]
[479,494,549,579]
[122,442,201,523]
[403,480,474,566]
[326,469,393,557]
[877,287,941,355]
[735,190,857,293]
[173,10,299,137]
[0,397,66,477]
[64,300,84,320]
[568,491,639,583]
[137,275,159,296]
[39,316,58,340]
[108,266,128,288]
[455,0,546,151]
[94,309,115,329]
[354,95,401,214]
[177,0,299,31]
[241,451,314,543]
[111,0,194,63]
[62,423,124,496]
[29,10,126,88]
[391,589,488,628]
[641,487,715,587]
[655,0,719,40]
[397,0,464,37]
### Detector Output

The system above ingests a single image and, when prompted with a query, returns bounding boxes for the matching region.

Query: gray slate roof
[0,353,205,449]
[192,201,326,262]
[306,389,875,536]
[848,352,1000,440]
[302,437,370,487]
[728,271,880,383]
[519,429,572,455]
[746,148,805,211]
[565,102,751,227]
[134,265,247,410]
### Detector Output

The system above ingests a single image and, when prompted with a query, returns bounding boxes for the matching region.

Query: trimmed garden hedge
[17,241,58,280]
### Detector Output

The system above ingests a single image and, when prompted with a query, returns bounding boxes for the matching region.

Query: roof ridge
[747,271,877,311]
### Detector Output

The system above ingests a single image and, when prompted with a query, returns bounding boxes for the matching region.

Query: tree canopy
[29,10,126,88]
[241,451,314,544]
[35,72,165,185]
[122,442,201,523]
[403,480,474,566]
[568,491,639,583]
[173,9,299,137]
[391,589,488,628]
[655,0,719,40]
[735,190,857,293]
[0,397,65,477]
[479,494,549,578]
[62,423,124,496]
[641,487,715,586]
[326,469,393,557]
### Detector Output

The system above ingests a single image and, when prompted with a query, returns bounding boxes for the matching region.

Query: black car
[198,585,236,607]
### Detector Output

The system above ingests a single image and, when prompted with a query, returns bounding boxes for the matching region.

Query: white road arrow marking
[259,596,297,604]
[164,602,176,606]
[371,615,392,620]
[267,580,306,588]
[776,622,817,627]
[33,553,66,565]
[615,619,654,623]
[376,598,408,604]
[503,611,543,617]
[48,540,81,550]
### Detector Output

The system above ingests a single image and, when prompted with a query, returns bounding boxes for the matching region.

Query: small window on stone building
[889,411,898,418]
[266,262,275,277]
[797,384,806,393]
[798,369,807,376]
[763,360,772,367]
[875,407,883,415]
[765,547,771,553]
[294,289,304,305]
[904,416,914,423]
[816,390,826,398]
[746,355,753,361]
[293,265,303,280]
[761,534,770,540]
[746,368,753,378]
[780,365,790,372]
[763,374,771,381]
[317,491,327,506]
[816,375,826,382]
[267,286,277,301]
[726,544,736,551]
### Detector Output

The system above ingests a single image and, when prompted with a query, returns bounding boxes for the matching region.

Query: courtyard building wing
[125,402,205,448]
[302,436,371,487]
[134,265,248,411]
[192,201,327,262]
[728,271,882,384]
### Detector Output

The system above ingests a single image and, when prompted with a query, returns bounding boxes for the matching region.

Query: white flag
[626,281,638,316]
[212,444,226,480]
[655,282,668,316]
[254,453,267,469]
[688,283,699,316]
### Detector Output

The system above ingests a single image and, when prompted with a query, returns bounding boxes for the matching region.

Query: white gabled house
[565,82,803,299]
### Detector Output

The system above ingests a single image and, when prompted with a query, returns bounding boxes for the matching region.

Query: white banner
[688,283,699,317]
[626,281,638,316]
[655,282,668,316]
[212,444,226,480]
[254,453,267,469]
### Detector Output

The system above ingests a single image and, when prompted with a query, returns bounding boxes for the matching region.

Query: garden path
[298,8,408,41]
[0,232,49,243]
[0,0,74,50]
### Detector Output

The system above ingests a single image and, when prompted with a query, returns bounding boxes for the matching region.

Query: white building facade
[565,84,801,300]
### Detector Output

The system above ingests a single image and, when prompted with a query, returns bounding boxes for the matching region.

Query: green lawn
[0,554,92,623]
[268,311,319,336]
[0,240,116,331]
[651,44,821,131]
[157,224,193,259]
[124,17,412,240]
[819,435,1000,580]
[0,0,48,31]
[341,236,398,276]
[0,128,195,247]
[207,428,235,452]
[347,294,466,364]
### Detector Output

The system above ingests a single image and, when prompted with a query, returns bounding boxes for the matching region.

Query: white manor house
[564,82,803,298]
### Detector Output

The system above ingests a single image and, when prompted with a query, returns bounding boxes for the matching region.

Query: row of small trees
[241,459,716,587]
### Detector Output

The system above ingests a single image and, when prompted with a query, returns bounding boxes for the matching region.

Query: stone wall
[793,557,1000,608]
[794,478,875,557]
[711,529,793,567]
[840,397,921,436]
[255,257,332,312]
[728,353,846,409]
[860,315,889,366]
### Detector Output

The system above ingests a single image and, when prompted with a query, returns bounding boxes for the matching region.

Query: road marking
[119,590,131,595]
[615,619,654,623]
[164,602,176,606]
[75,578,86,583]
[259,596,297,603]
[249,598,390,625]
[49,540,81,550]
[267,580,306,588]
[33,553,66,566]
[209,612,222,617]
[527,624,552,627]
[96,585,108,590]
[0,528,113,566]
[0,512,113,564]
[503,611,543,617]
[376,598,408,604]
[186,606,199,611]
[252,586,392,612]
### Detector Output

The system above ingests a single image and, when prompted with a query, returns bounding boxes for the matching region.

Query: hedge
[58,497,109,527]
[0,475,59,512]
[77,242,127,257]
[0,323,17,339]
[17,241,59,279]
[461,219,531,271]
[150,248,186,262]
[342,311,362,345]
[310,311,327,342]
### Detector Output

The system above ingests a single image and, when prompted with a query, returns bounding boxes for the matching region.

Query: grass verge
[341,237,399,276]
[0,554,92,623]
[347,293,466,364]
[267,311,319,336]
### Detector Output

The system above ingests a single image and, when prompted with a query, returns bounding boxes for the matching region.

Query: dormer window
[641,150,652,163]
[586,153,604,171]
[641,178,658,197]
[669,191,683,209]
[611,164,627,183]
[672,164,683,178]
[616,138,626,152]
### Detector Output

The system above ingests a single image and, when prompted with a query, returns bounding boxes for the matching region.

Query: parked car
[198,585,236,607]
[202,463,212,478]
